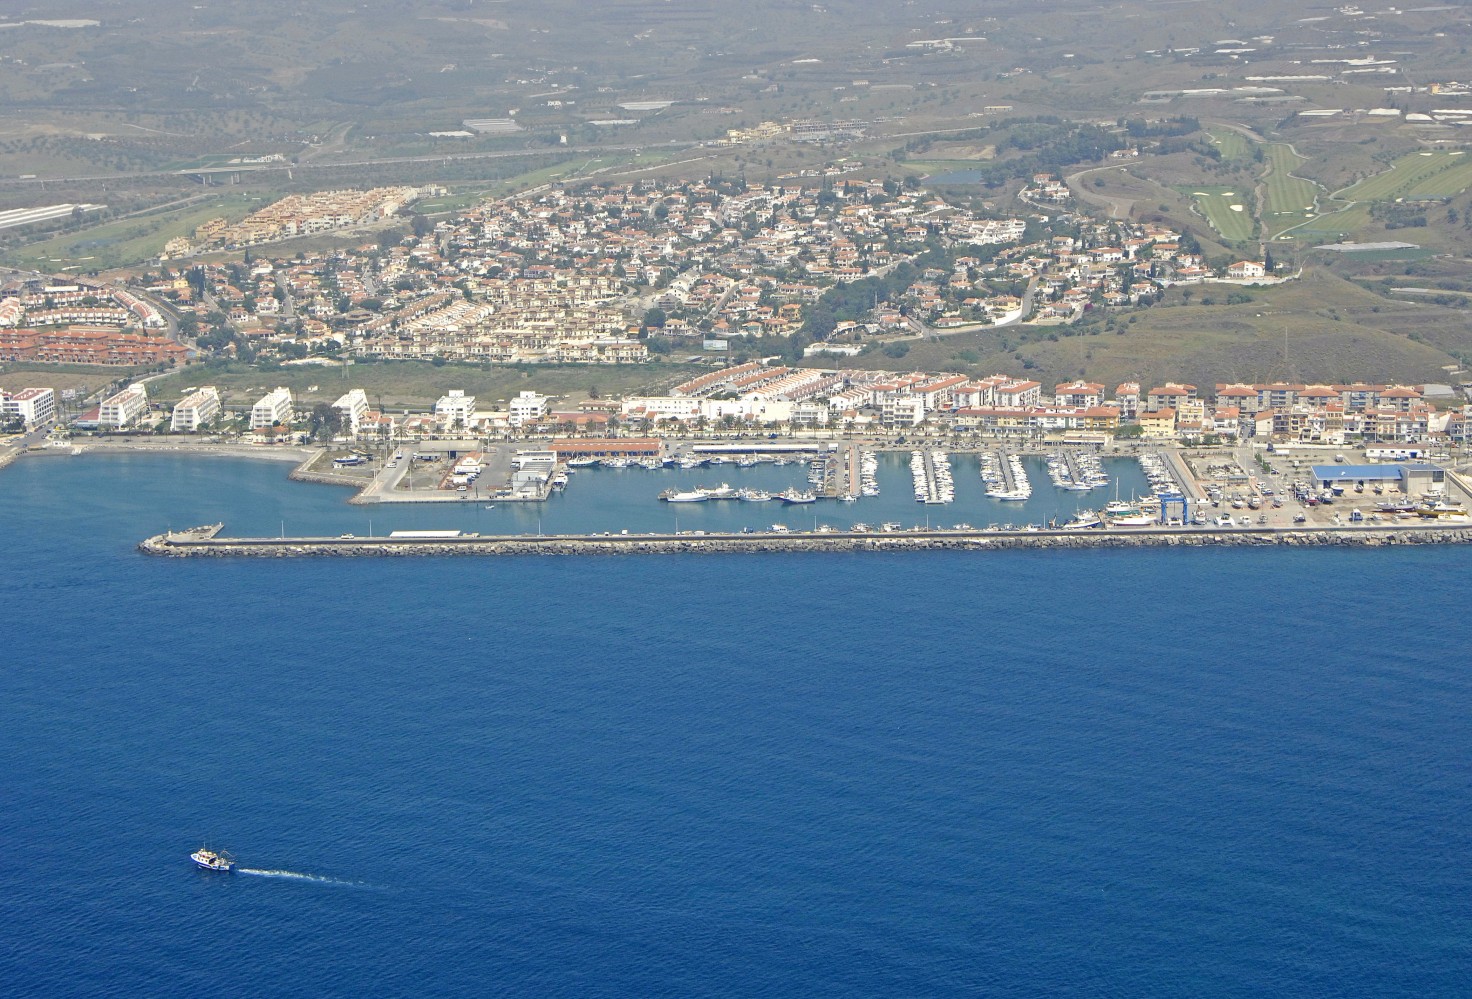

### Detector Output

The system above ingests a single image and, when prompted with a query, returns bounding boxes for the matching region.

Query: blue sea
[3,453,1471,997]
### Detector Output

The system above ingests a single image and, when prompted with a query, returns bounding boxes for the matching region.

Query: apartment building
[170,386,221,432]
[1,386,56,427]
[100,385,149,430]
[332,388,369,435]
[250,386,294,430]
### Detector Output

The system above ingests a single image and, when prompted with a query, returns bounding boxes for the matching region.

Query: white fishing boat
[1063,509,1104,529]
[191,847,234,872]
[660,488,709,503]
[778,489,817,505]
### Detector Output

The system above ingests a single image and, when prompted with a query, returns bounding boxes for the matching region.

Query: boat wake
[237,868,356,885]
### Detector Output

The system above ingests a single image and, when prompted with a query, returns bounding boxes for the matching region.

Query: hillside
[813,270,1472,391]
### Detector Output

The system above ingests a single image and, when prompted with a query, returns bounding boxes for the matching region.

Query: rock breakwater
[139,526,1472,558]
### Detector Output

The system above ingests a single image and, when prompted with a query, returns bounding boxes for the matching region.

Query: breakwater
[140,524,1472,558]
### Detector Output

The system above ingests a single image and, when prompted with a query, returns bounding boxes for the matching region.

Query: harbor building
[170,386,221,432]
[332,388,369,436]
[250,387,294,430]
[510,449,557,499]
[1312,463,1445,497]
[1,386,56,427]
[99,385,149,430]
[434,390,476,433]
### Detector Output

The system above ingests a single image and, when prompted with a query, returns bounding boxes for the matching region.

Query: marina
[1047,450,1109,492]
[911,449,956,505]
[982,450,1033,502]
[20,441,1472,542]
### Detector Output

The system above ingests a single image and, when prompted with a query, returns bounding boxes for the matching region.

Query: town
[38,175,1290,371]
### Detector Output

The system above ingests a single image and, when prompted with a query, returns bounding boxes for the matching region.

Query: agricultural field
[1262,144,1320,235]
[1187,186,1255,243]
[1338,151,1472,202]
[0,194,262,272]
[1206,130,1251,162]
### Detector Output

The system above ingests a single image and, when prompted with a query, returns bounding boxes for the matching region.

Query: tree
[308,403,344,441]
[643,307,667,328]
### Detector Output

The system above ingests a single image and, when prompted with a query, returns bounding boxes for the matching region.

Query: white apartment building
[332,388,369,435]
[250,386,294,430]
[170,386,221,432]
[100,385,149,430]
[434,390,476,432]
[622,396,702,421]
[2,386,56,427]
[508,390,548,427]
[880,395,927,427]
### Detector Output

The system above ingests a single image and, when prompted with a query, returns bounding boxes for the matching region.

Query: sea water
[2,454,1469,997]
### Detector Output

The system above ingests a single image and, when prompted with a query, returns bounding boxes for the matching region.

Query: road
[905,275,1038,340]
[1065,165,1135,220]
[0,142,698,190]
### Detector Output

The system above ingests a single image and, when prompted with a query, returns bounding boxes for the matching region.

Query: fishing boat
[738,488,773,502]
[777,489,817,505]
[1063,509,1104,529]
[191,847,234,872]
[659,488,709,503]
[1103,500,1156,527]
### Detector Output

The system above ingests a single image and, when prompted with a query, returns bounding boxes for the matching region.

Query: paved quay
[140,523,1472,558]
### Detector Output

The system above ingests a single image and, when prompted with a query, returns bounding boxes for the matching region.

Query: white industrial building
[100,385,149,430]
[170,386,221,432]
[509,449,557,498]
[250,386,294,430]
[1,386,56,428]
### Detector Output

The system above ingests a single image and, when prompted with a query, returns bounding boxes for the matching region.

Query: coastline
[140,523,1472,557]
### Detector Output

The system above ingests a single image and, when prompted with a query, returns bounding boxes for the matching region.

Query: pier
[841,444,863,500]
[910,449,954,504]
[140,522,1472,558]
[811,449,843,499]
[983,450,1031,501]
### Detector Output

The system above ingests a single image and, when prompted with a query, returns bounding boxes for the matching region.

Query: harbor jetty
[141,523,1472,558]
